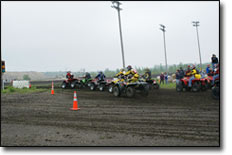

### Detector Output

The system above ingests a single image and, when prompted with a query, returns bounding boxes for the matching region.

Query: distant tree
[23,74,31,80]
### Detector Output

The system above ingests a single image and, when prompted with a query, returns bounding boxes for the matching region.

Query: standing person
[160,72,164,85]
[164,72,168,84]
[211,54,219,70]
[175,69,180,85]
[179,67,185,79]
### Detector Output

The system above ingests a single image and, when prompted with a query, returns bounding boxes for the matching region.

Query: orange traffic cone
[51,82,54,95]
[70,91,80,110]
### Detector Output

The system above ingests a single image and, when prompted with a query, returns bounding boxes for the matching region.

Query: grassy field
[1,86,47,94]
[159,82,176,89]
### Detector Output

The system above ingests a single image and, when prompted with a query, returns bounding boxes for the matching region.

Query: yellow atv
[112,75,149,97]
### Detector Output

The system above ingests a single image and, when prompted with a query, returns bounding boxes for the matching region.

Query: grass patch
[159,82,176,89]
[1,86,47,94]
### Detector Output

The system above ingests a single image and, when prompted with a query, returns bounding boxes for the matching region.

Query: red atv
[176,76,208,92]
[61,78,80,89]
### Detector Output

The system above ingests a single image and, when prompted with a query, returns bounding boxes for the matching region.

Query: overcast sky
[1,1,219,72]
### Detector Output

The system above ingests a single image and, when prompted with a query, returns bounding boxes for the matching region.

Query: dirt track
[1,88,219,146]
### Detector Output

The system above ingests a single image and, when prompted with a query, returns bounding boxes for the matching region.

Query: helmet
[192,65,196,69]
[120,68,124,72]
[187,65,190,68]
[207,64,210,67]
[127,65,132,71]
[99,71,103,74]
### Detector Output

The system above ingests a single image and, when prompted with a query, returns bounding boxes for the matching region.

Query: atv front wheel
[90,83,95,91]
[113,86,121,97]
[61,82,67,89]
[192,82,200,92]
[99,84,105,91]
[108,84,113,93]
[176,83,183,92]
[70,82,76,89]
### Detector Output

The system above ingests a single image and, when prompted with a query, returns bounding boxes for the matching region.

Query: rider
[66,71,74,80]
[188,65,201,88]
[142,68,152,81]
[185,65,192,77]
[115,68,125,79]
[206,64,211,75]
[95,71,106,83]
[124,65,139,83]
[84,72,92,80]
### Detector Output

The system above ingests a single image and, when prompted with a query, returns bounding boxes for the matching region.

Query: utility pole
[192,21,202,71]
[160,24,168,73]
[111,1,126,69]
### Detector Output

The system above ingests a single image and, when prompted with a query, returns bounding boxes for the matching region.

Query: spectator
[175,69,180,85]
[211,54,219,70]
[160,72,164,85]
[164,72,168,84]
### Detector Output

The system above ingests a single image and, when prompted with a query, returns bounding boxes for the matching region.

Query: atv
[112,80,149,97]
[61,78,80,89]
[140,78,159,90]
[89,79,108,91]
[76,77,92,89]
[176,76,207,92]
[108,77,125,93]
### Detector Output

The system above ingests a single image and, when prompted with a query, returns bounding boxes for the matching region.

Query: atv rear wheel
[113,86,121,97]
[153,84,159,89]
[126,86,135,97]
[141,85,149,97]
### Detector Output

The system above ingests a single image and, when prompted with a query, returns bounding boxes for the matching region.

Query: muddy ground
[1,88,219,146]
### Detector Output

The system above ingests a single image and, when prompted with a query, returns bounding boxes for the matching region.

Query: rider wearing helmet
[115,68,125,79]
[185,65,192,77]
[124,65,139,83]
[66,71,74,80]
[95,71,106,82]
[206,64,211,75]
[142,68,152,81]
[84,72,91,80]
[188,65,201,87]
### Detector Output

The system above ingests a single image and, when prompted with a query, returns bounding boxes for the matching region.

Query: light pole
[192,21,202,71]
[111,1,125,69]
[160,24,168,73]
